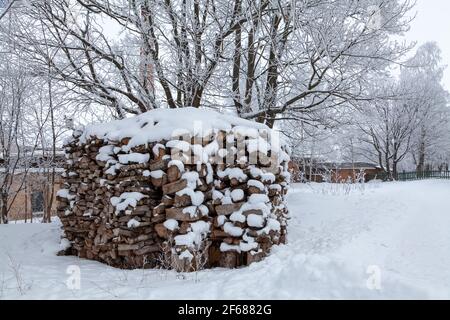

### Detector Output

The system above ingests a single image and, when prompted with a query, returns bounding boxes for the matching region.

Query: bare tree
[403,43,449,172]
[10,0,265,117]
[9,0,415,127]
[224,0,415,127]
[356,88,418,179]
[0,6,67,223]
[0,0,17,22]
[354,43,449,178]
[0,63,31,223]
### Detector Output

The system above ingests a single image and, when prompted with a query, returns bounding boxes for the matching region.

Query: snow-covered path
[0,181,449,299]
[288,181,450,298]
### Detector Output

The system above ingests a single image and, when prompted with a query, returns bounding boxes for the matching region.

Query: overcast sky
[404,0,450,91]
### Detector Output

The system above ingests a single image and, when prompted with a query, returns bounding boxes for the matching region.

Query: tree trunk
[0,192,8,224]
[416,132,426,172]
[377,151,384,173]
[232,0,242,113]
[392,161,398,181]
[385,153,391,180]
[243,25,257,112]
[43,63,57,223]
[24,183,28,223]
[260,13,282,126]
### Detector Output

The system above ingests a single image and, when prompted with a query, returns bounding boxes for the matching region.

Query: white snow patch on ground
[0,181,449,299]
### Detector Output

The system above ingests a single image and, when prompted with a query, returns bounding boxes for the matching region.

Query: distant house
[0,149,65,221]
[289,159,383,183]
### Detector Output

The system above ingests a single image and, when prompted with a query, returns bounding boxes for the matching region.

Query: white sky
[404,0,450,91]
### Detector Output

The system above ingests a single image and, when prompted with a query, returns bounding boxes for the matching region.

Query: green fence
[367,171,450,182]
[397,171,450,181]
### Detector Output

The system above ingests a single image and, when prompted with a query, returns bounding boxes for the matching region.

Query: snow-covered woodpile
[57,108,290,270]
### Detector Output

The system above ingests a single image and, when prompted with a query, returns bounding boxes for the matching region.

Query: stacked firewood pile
[57,108,290,270]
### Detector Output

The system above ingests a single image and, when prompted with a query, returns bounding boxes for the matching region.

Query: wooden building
[6,170,64,221]
[289,160,383,183]
[1,149,65,222]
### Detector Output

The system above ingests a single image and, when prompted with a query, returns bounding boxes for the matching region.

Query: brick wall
[7,172,62,221]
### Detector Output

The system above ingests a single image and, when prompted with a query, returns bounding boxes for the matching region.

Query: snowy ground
[1,180,449,299]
